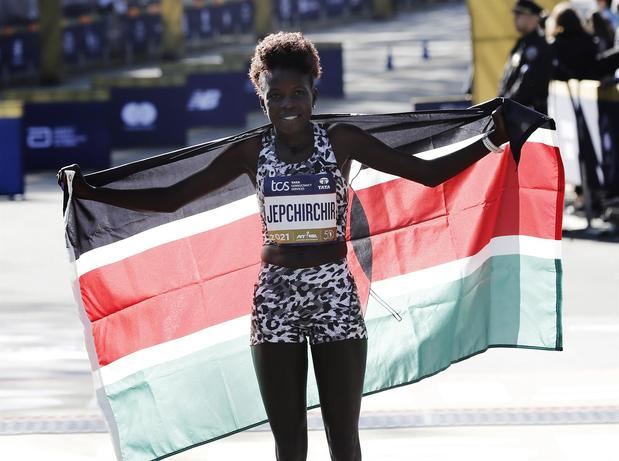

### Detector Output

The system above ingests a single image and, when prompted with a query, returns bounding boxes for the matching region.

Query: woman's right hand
[57,164,93,198]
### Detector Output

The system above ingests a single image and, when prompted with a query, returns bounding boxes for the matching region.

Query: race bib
[263,173,337,244]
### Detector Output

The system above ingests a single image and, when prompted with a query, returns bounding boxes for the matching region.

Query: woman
[60,32,507,461]
[547,3,600,81]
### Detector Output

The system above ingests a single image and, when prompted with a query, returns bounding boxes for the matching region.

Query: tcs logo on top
[271,181,290,192]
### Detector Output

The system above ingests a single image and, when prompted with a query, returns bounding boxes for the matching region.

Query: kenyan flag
[61,99,563,461]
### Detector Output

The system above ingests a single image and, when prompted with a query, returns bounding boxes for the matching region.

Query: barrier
[315,43,344,97]
[0,101,23,197]
[548,79,619,223]
[94,73,187,148]
[162,58,248,127]
[548,80,602,188]
[63,20,107,66]
[2,89,111,171]
[411,95,472,111]
[126,13,161,58]
[0,30,38,79]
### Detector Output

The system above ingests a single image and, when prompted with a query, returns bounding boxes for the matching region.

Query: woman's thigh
[311,339,367,428]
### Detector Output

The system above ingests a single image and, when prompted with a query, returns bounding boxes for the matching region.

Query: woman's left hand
[489,106,509,147]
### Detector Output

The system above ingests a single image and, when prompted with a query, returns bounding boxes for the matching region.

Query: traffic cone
[422,40,429,60]
[386,46,393,70]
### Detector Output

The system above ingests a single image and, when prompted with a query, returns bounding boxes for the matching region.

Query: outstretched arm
[59,137,259,212]
[329,110,508,187]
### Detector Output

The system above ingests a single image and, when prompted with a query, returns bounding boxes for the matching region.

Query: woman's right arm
[60,138,258,213]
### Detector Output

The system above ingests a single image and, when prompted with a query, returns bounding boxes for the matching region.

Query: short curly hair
[249,32,322,95]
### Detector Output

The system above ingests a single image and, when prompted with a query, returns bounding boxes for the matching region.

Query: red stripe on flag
[80,215,262,322]
[92,263,260,366]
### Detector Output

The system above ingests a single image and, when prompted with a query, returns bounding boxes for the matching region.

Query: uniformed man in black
[498,0,553,114]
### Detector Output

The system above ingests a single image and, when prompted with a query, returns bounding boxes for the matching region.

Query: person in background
[498,0,553,114]
[597,0,619,29]
[547,2,600,81]
[589,9,616,52]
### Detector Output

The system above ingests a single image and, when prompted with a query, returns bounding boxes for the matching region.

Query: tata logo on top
[187,89,222,111]
[121,102,158,130]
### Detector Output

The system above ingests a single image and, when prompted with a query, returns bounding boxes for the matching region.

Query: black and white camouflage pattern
[250,259,368,345]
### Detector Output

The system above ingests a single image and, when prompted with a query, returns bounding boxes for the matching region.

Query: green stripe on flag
[105,254,561,461]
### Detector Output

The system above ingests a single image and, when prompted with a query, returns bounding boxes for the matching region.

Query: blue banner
[0,117,23,196]
[186,7,214,39]
[276,0,369,22]
[127,14,161,56]
[598,100,619,197]
[81,21,107,61]
[349,0,370,13]
[276,0,297,23]
[109,86,187,148]
[316,46,344,97]
[213,3,236,35]
[238,1,254,33]
[184,7,207,40]
[22,101,110,171]
[298,0,322,21]
[186,72,247,127]
[323,0,347,16]
[63,24,81,65]
[0,31,38,74]
[412,99,472,111]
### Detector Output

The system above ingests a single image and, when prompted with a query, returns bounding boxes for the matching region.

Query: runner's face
[260,68,316,135]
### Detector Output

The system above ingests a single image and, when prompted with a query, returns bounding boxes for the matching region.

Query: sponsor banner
[109,87,187,148]
[323,0,348,16]
[349,0,370,13]
[0,30,38,74]
[298,0,323,21]
[211,3,236,35]
[413,99,472,111]
[276,0,298,23]
[127,14,161,56]
[185,72,247,127]
[0,117,23,195]
[184,6,213,40]
[190,1,252,37]
[237,0,255,33]
[22,101,110,171]
[192,6,215,39]
[62,22,106,65]
[598,99,619,197]
[316,45,344,97]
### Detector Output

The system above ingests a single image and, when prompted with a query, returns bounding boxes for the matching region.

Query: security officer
[498,0,553,114]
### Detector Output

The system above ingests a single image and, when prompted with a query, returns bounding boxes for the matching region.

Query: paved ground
[1,2,618,460]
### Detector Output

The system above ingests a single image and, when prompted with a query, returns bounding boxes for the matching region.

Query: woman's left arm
[330,109,509,187]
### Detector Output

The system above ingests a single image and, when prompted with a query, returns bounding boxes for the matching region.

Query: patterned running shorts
[250,259,368,345]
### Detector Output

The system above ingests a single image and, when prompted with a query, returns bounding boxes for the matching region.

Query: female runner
[61,32,508,461]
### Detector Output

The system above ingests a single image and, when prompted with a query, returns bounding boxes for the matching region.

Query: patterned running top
[256,123,348,246]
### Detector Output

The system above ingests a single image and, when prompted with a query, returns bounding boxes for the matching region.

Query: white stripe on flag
[98,315,250,389]
[365,235,561,320]
[76,195,259,276]
[350,128,557,191]
[96,234,560,388]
